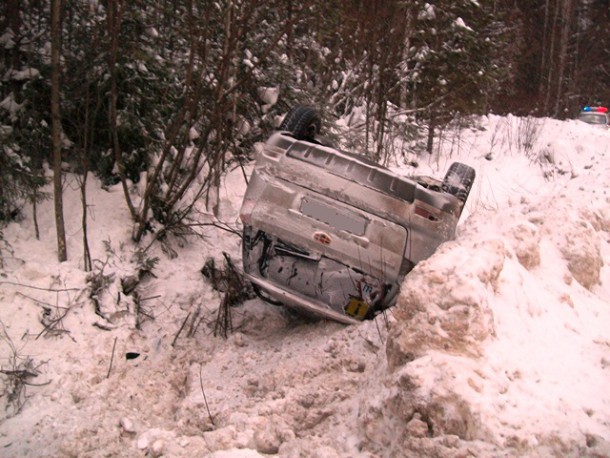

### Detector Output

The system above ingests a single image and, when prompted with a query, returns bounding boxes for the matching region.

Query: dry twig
[199,365,215,427]
[107,337,118,378]
[172,312,191,347]
[0,280,80,292]
[0,322,49,415]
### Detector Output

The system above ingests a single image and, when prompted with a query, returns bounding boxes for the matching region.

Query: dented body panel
[240,132,463,322]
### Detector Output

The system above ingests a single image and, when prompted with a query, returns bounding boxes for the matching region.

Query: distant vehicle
[577,106,609,129]
[239,106,475,324]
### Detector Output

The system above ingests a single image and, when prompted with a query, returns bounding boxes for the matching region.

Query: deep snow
[0,115,609,458]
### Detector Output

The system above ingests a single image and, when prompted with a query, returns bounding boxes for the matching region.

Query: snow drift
[0,115,609,458]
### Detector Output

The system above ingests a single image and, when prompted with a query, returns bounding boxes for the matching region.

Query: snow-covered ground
[0,115,609,457]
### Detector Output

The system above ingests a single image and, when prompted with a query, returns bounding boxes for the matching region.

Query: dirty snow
[0,115,609,458]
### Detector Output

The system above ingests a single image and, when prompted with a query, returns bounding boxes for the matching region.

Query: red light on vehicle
[313,231,332,245]
[583,106,608,113]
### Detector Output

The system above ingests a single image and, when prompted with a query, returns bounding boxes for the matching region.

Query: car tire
[442,162,476,212]
[279,106,321,141]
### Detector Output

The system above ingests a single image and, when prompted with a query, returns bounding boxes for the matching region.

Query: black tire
[279,106,321,141]
[442,162,476,210]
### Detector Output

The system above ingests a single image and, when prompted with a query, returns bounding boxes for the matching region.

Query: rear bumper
[244,273,361,325]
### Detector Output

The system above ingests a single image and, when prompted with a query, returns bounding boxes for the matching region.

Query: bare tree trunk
[539,0,551,99]
[285,0,293,59]
[80,88,92,272]
[51,0,67,262]
[80,170,92,271]
[543,0,560,114]
[567,3,580,105]
[4,0,21,69]
[400,31,411,110]
[426,112,435,155]
[553,0,573,117]
[106,0,137,221]
[31,194,40,240]
[365,58,373,153]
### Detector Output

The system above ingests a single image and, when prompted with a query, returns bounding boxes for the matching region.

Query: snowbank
[0,116,609,457]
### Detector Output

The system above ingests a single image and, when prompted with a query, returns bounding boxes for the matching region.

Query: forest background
[1,0,609,261]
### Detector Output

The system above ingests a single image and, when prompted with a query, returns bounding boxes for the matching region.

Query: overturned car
[239,106,475,324]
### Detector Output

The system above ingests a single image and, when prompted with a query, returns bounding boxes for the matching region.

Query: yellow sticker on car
[345,297,369,319]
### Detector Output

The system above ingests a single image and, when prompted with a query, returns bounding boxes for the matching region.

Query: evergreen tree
[0,0,49,224]
[1,0,606,247]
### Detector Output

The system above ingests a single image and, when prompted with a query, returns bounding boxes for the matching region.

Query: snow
[0,94,24,120]
[0,115,609,457]
[454,17,474,32]
[418,4,436,21]
[189,127,200,141]
[8,68,41,81]
[257,87,280,106]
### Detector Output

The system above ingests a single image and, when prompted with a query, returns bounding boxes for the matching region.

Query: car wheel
[279,106,321,141]
[442,162,476,213]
